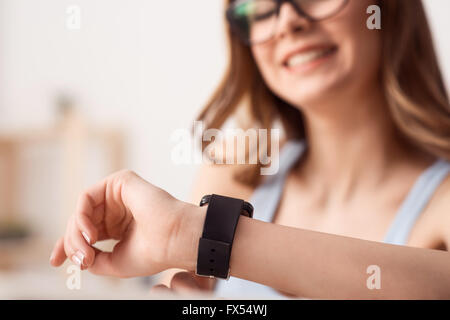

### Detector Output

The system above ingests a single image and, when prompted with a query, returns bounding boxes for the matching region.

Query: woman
[50,0,450,299]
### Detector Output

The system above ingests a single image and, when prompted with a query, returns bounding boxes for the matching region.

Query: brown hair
[196,0,450,187]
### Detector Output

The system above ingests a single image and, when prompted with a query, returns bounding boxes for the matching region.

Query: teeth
[286,48,332,67]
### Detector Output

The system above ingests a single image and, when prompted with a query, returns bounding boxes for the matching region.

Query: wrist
[168,201,206,271]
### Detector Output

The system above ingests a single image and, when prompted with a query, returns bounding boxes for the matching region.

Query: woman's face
[250,0,381,109]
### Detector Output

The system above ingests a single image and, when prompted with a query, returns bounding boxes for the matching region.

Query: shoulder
[427,161,450,218]
[189,164,255,204]
[187,137,301,204]
[426,168,450,247]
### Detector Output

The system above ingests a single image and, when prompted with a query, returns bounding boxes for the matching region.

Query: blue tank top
[213,140,450,299]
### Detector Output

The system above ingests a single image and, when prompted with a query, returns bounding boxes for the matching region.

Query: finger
[88,229,154,277]
[76,176,132,244]
[62,216,93,270]
[74,183,108,245]
[190,272,215,290]
[50,236,67,267]
[68,227,96,270]
[75,203,104,246]
[88,251,118,277]
[150,284,171,294]
[80,179,108,209]
[63,217,77,264]
[87,240,130,277]
[170,272,203,293]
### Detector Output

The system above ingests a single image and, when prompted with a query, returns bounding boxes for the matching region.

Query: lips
[281,45,338,69]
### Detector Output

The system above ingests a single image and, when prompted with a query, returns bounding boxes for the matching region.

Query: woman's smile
[281,44,338,74]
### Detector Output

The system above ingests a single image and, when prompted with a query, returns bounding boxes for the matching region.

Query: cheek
[337,24,382,88]
[252,47,278,84]
[252,47,299,105]
[329,0,383,92]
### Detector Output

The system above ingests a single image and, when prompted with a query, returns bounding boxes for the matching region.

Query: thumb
[88,241,134,277]
[170,272,203,293]
[88,251,119,277]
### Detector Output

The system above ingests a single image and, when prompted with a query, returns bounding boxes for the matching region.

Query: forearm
[231,217,450,299]
[177,204,450,299]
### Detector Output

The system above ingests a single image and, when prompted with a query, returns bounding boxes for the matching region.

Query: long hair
[196,0,450,187]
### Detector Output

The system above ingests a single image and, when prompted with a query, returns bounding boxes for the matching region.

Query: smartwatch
[195,194,254,280]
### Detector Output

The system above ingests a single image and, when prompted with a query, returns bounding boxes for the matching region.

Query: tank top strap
[383,159,450,245]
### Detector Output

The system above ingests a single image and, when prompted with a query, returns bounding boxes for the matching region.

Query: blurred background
[0,0,449,299]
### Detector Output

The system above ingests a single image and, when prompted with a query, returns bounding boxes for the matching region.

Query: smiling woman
[50,0,450,300]
[158,0,450,298]
[197,0,450,187]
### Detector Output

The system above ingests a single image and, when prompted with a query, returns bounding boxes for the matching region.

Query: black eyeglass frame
[226,0,349,46]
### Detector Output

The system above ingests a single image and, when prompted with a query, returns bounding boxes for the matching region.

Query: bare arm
[177,205,450,299]
[159,168,450,298]
[50,170,450,299]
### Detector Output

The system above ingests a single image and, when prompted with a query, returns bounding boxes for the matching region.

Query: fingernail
[82,231,91,245]
[49,251,55,263]
[72,255,82,266]
[73,251,85,266]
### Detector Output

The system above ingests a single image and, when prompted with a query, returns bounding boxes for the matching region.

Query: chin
[276,76,348,108]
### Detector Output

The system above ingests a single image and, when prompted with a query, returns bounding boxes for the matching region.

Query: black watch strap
[196,194,251,279]
[199,194,254,218]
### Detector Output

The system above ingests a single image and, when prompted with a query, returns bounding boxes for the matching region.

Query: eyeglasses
[226,0,349,45]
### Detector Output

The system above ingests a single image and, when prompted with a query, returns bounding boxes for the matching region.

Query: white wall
[0,0,449,239]
[0,0,228,238]
[423,0,450,90]
[0,0,227,207]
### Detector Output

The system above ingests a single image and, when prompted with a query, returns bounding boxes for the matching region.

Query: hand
[49,170,205,278]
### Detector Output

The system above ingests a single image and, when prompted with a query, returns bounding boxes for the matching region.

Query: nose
[275,2,310,39]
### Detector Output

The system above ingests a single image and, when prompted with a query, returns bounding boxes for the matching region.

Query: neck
[297,85,427,203]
